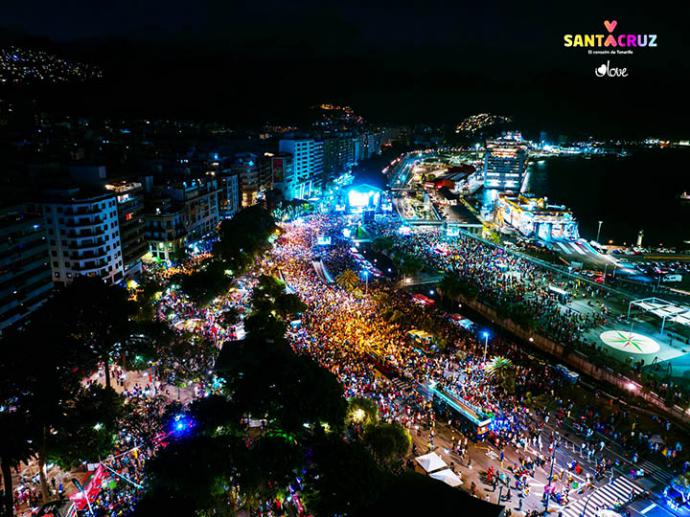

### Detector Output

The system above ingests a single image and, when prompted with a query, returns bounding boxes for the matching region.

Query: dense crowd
[12,212,681,517]
[376,223,611,345]
[272,220,575,486]
[270,215,687,511]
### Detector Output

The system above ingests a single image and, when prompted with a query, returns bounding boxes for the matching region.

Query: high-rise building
[144,176,220,264]
[278,138,323,200]
[322,135,355,182]
[40,188,124,286]
[144,198,186,264]
[366,132,384,158]
[105,181,147,279]
[230,152,260,207]
[157,177,220,240]
[218,170,241,218]
[259,153,293,202]
[0,202,53,333]
[483,134,529,190]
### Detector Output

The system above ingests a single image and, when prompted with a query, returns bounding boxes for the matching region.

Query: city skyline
[0,2,689,136]
[1,4,689,517]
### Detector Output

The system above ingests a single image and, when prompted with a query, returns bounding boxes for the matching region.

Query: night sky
[1,0,689,136]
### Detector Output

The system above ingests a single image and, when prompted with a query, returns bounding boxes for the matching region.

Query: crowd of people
[10,211,683,517]
[268,214,687,513]
[269,218,586,504]
[377,223,612,346]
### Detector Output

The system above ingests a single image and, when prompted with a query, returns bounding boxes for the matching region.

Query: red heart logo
[604,20,618,33]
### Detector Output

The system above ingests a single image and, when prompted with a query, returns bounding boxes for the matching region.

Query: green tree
[157,332,218,385]
[216,337,346,436]
[250,275,305,320]
[0,320,123,502]
[47,385,124,470]
[172,260,233,307]
[214,205,277,272]
[362,423,411,470]
[141,434,237,515]
[42,277,135,388]
[485,356,516,393]
[304,436,385,516]
[221,307,241,327]
[438,270,478,299]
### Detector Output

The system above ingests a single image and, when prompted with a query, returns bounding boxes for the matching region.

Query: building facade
[218,170,241,218]
[322,135,355,183]
[483,134,529,190]
[144,198,186,264]
[0,203,53,333]
[41,189,124,286]
[144,176,220,264]
[278,138,323,200]
[105,181,146,279]
[230,152,260,207]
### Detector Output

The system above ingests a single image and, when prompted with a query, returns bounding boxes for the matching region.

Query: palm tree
[336,269,360,292]
[485,356,516,392]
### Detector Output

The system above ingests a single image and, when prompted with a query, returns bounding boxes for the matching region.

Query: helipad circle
[600,330,660,354]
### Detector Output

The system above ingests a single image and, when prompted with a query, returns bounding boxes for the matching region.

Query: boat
[679,191,690,204]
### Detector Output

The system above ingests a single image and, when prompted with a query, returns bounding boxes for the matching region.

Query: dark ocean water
[524,149,690,247]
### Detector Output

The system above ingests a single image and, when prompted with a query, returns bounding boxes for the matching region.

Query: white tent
[430,468,463,487]
[415,452,447,473]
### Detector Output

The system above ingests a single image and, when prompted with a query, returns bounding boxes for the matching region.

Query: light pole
[579,484,599,517]
[363,270,369,295]
[482,331,490,363]
[596,220,603,243]
[543,441,558,514]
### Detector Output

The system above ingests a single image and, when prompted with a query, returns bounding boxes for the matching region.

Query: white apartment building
[41,188,124,285]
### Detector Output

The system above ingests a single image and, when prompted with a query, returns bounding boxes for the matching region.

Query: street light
[544,441,558,513]
[596,220,603,243]
[579,485,598,517]
[363,270,369,294]
[482,331,490,363]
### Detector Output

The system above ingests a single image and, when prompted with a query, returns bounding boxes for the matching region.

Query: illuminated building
[40,188,124,286]
[144,176,220,264]
[105,181,146,278]
[260,153,293,201]
[494,193,579,241]
[229,152,260,207]
[323,135,356,183]
[217,169,241,218]
[278,138,323,200]
[483,134,529,190]
[0,202,53,333]
[144,198,185,264]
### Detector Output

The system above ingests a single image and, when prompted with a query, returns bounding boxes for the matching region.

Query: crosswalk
[639,460,675,485]
[561,476,644,517]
